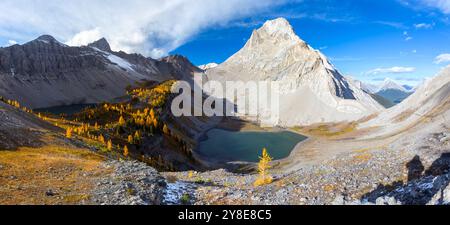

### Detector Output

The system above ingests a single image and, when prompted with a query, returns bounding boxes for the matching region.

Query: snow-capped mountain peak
[199,63,218,71]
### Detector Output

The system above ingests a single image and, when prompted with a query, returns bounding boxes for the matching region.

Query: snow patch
[91,47,135,72]
[107,54,135,72]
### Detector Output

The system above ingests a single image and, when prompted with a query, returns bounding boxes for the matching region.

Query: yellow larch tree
[123,145,129,157]
[254,148,273,187]
[163,124,170,135]
[118,116,126,126]
[145,116,153,128]
[150,108,155,119]
[127,135,134,144]
[66,127,73,138]
[107,140,113,151]
[98,134,105,144]
[134,131,141,142]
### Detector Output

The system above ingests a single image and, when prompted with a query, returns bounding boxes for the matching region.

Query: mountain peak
[260,18,293,34]
[88,38,112,52]
[35,35,59,43]
[379,78,407,92]
[244,17,305,51]
[161,54,199,70]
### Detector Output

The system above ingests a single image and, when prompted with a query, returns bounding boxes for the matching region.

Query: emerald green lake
[197,129,307,163]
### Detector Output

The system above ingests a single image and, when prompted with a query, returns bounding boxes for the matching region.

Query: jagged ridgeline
[0,35,200,109]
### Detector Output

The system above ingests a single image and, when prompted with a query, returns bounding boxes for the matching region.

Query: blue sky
[1,0,449,86]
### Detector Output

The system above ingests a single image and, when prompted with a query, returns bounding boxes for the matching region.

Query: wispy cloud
[0,0,288,58]
[403,31,413,41]
[435,53,450,64]
[401,0,450,14]
[375,21,408,29]
[421,0,450,14]
[414,22,434,29]
[366,66,416,75]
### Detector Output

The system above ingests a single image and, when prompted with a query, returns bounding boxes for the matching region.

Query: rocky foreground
[91,160,166,205]
[101,127,448,206]
[160,130,449,205]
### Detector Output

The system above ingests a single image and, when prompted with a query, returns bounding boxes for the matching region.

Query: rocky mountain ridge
[0,36,199,108]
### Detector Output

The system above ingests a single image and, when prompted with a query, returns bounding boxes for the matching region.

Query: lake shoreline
[195,118,308,169]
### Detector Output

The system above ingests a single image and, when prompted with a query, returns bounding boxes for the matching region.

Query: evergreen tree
[254,148,273,187]
[123,145,129,157]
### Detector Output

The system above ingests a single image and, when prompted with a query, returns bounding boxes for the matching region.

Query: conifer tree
[107,140,113,151]
[128,135,134,144]
[134,131,141,142]
[66,127,72,138]
[254,148,273,187]
[150,108,155,119]
[118,116,126,126]
[98,134,105,144]
[123,145,129,157]
[163,124,170,135]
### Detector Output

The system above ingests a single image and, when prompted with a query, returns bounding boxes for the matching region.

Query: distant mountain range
[361,65,450,137]
[358,78,415,108]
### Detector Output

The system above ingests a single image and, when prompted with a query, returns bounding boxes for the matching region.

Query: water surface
[198,129,307,162]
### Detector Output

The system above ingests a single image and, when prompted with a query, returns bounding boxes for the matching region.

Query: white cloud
[7,40,18,45]
[375,21,407,29]
[420,0,450,14]
[0,0,286,58]
[403,31,413,41]
[367,67,416,75]
[435,53,450,64]
[414,23,433,29]
[2,40,18,47]
[66,28,102,47]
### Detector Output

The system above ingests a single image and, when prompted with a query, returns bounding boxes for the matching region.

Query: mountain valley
[0,17,449,206]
